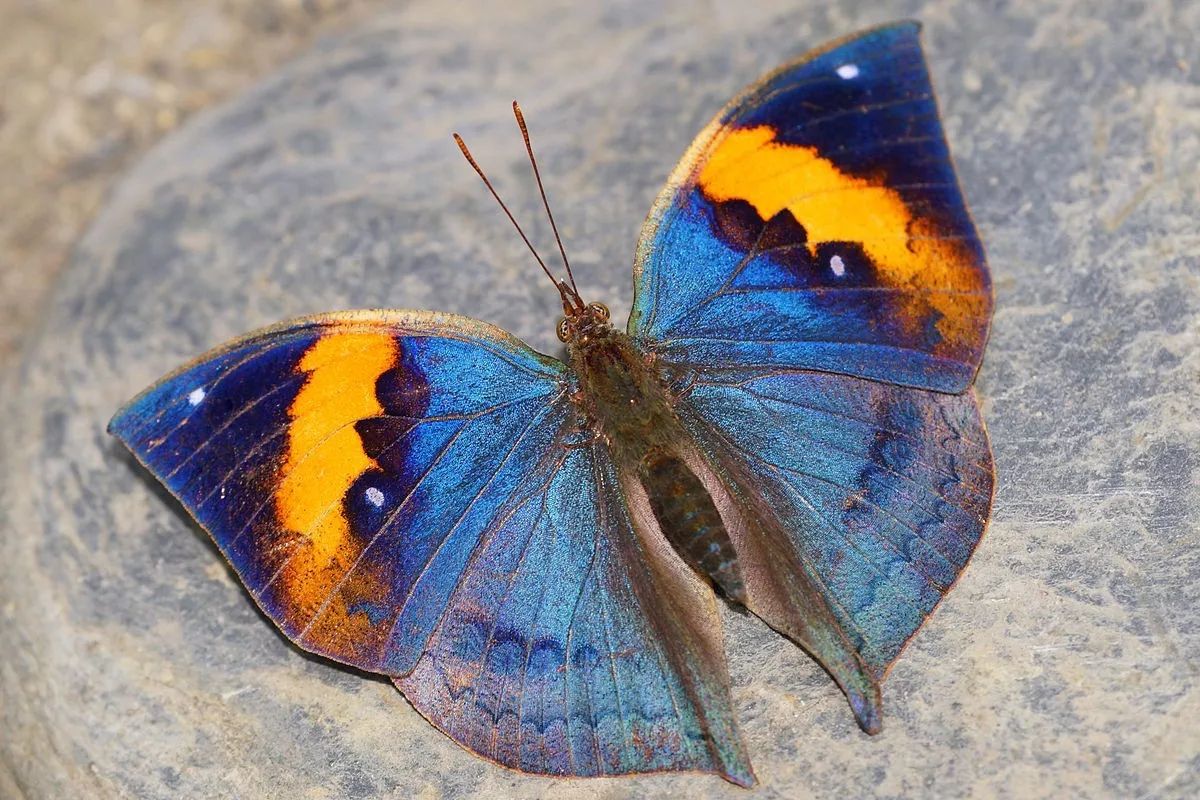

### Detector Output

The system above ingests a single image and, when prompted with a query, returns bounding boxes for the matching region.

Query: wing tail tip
[710,730,757,787]
[849,682,884,735]
[719,759,758,788]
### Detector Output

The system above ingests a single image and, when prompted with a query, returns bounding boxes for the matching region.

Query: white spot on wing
[830,254,846,277]
[188,387,206,406]
[365,487,385,508]
[836,63,859,80]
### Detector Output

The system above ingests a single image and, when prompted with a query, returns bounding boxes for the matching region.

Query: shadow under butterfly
[110,21,994,787]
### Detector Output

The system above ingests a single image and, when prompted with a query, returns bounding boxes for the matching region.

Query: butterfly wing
[109,310,752,784]
[629,21,991,392]
[677,369,993,680]
[397,436,752,784]
[626,22,994,731]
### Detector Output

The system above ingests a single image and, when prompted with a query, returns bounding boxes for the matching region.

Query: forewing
[109,311,566,674]
[677,367,993,684]
[110,310,751,784]
[629,21,991,392]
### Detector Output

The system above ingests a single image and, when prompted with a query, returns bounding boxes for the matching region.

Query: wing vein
[383,394,567,646]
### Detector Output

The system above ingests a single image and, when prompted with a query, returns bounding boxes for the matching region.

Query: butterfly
[109,21,993,787]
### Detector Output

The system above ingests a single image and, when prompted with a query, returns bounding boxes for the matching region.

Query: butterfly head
[556,288,611,345]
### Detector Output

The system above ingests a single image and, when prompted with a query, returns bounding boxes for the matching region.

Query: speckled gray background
[2,1,1197,798]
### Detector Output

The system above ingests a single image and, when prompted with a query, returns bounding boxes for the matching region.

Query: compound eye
[556,317,571,342]
[588,302,610,321]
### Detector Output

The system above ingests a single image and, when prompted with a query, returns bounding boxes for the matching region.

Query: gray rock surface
[2,1,1197,798]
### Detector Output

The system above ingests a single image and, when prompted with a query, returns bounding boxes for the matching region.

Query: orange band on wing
[697,125,985,347]
[273,331,397,625]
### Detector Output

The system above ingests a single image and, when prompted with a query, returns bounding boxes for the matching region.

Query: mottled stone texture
[2,1,1197,797]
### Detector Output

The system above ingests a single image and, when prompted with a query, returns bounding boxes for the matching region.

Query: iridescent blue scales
[676,369,992,679]
[110,22,994,787]
[110,312,753,782]
[632,22,991,392]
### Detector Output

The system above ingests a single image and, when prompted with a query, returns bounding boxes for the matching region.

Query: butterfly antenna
[512,101,580,300]
[453,132,561,291]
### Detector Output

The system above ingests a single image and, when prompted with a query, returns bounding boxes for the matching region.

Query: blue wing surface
[629,21,991,392]
[397,438,753,784]
[677,367,993,680]
[109,310,752,784]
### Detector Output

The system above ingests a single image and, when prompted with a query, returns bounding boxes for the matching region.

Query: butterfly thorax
[566,316,746,600]
[566,321,679,466]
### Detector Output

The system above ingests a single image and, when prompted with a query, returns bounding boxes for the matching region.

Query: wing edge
[108,308,566,436]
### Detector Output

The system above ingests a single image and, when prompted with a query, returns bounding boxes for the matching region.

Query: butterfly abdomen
[639,449,746,603]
